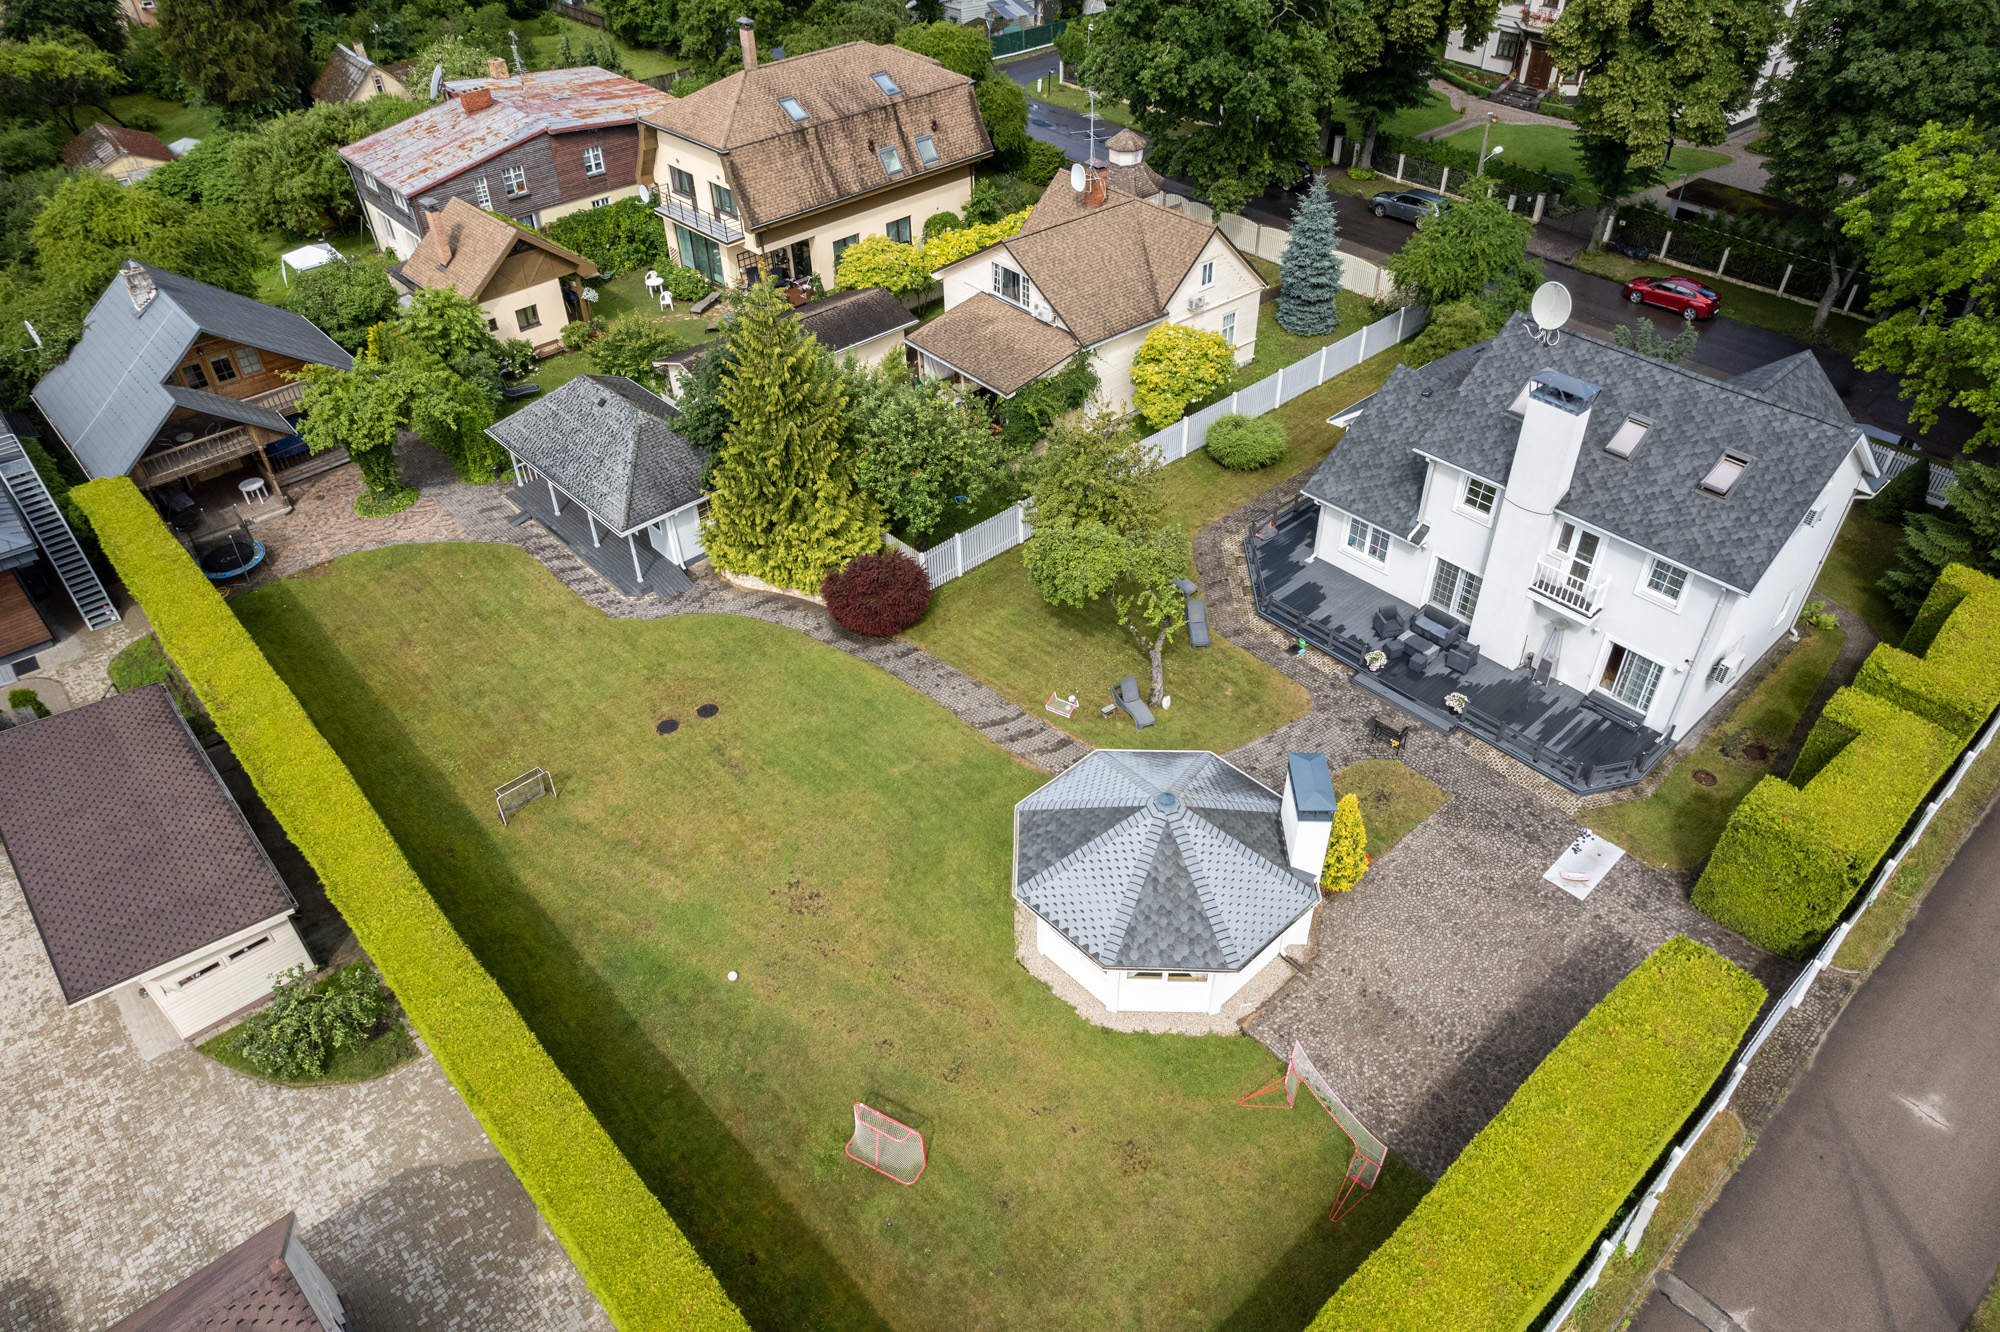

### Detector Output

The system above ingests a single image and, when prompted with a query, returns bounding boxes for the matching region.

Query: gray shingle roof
[792,287,918,355]
[31,264,350,481]
[160,386,294,434]
[484,374,704,532]
[1303,314,1865,591]
[1013,750,1317,971]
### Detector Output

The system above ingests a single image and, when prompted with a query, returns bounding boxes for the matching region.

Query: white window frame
[1220,310,1237,346]
[1640,556,1688,608]
[501,164,527,197]
[582,144,605,175]
[1346,515,1389,565]
[1200,260,1215,287]
[1601,644,1664,712]
[1430,558,1482,619]
[1460,474,1498,519]
[992,262,1026,307]
[591,196,611,207]
[473,176,491,207]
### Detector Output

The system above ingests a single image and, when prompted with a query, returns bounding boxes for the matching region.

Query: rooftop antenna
[1529,280,1571,347]
[21,320,40,348]
[1087,87,1097,163]
[428,64,444,100]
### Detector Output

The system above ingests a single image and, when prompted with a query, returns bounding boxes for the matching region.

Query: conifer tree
[703,281,883,594]
[556,29,574,66]
[1879,459,2000,617]
[1277,176,1343,336]
[1319,792,1369,893]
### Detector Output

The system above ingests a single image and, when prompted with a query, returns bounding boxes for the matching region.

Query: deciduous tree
[703,281,883,592]
[590,312,682,386]
[1612,314,1700,364]
[1025,411,1163,535]
[1337,0,1496,170]
[32,173,257,298]
[157,0,304,113]
[1384,191,1541,317]
[295,325,498,502]
[846,366,1002,543]
[0,34,124,133]
[281,256,399,351]
[1,0,125,54]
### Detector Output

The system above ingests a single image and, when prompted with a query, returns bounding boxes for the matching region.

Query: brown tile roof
[907,293,1079,397]
[1104,128,1148,153]
[643,42,991,232]
[0,685,293,1004]
[310,42,377,104]
[107,1215,330,1331]
[339,67,677,196]
[60,123,173,173]
[792,286,917,353]
[0,570,52,659]
[403,196,597,298]
[1106,159,1166,199]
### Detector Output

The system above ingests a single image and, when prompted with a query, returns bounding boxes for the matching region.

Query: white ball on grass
[727,970,739,982]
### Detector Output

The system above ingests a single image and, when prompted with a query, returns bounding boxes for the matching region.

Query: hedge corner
[1855,562,2000,741]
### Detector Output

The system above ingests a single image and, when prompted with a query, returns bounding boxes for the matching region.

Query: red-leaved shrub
[824,550,932,636]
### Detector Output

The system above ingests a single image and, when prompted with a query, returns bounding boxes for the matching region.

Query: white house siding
[1036,916,1119,1011]
[142,913,312,1040]
[832,328,908,370]
[364,200,424,261]
[644,499,706,566]
[1036,908,1313,1016]
[1207,910,1313,1012]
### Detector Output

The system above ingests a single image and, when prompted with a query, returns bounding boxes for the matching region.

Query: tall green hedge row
[73,479,748,1332]
[1853,564,2000,741]
[1693,688,1956,957]
[1309,936,1764,1332]
[1694,563,2000,957]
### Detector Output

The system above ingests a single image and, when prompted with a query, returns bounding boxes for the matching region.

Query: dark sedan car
[1621,275,1721,320]
[1369,188,1449,224]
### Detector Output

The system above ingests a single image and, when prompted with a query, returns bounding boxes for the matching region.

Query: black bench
[1369,715,1413,748]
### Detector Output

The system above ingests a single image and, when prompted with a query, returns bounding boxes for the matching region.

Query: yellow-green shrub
[73,479,747,1332]
[1309,936,1763,1332]
[1852,563,2000,741]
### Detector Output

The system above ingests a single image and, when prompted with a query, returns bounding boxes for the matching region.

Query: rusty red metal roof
[338,67,676,196]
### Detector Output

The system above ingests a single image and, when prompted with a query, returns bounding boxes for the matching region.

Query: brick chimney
[737,16,757,70]
[486,57,509,78]
[1083,161,1107,208]
[460,86,494,113]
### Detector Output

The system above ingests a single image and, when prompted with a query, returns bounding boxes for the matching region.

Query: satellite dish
[1531,281,1572,334]
[1069,162,1085,192]
[428,64,444,100]
[637,184,651,204]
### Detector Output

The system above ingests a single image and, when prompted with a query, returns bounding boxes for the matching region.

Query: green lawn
[1206,291,1382,400]
[1585,621,1846,870]
[249,228,379,305]
[1566,249,1875,360]
[1330,91,1462,140]
[73,94,225,148]
[1437,124,1731,201]
[529,17,684,80]
[1813,507,1912,644]
[199,1017,417,1086]
[1028,80,1140,131]
[1333,760,1447,860]
[506,269,719,409]
[238,542,1426,1331]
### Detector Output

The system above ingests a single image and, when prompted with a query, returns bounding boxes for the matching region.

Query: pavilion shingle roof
[484,374,704,530]
[643,42,991,232]
[107,1215,329,1331]
[0,686,293,1004]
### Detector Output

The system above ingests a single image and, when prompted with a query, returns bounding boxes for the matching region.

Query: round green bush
[559,320,595,351]
[660,263,711,301]
[1204,415,1288,471]
[922,210,962,241]
[1346,166,1377,181]
[355,484,419,517]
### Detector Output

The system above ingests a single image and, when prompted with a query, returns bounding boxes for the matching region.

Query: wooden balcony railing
[134,426,262,487]
[247,380,307,414]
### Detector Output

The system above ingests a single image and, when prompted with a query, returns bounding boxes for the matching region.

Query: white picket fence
[1869,442,1953,509]
[1538,701,2000,1330]
[889,303,1429,588]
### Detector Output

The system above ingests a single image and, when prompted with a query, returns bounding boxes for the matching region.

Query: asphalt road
[1629,801,2000,1332]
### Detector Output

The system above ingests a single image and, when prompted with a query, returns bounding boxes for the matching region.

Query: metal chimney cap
[1528,367,1601,414]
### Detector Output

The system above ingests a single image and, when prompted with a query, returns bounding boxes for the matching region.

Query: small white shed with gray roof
[1013,750,1327,1017]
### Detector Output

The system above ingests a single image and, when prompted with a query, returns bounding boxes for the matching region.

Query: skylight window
[1700,452,1749,496]
[871,71,901,96]
[878,144,905,178]
[779,96,808,123]
[1604,415,1651,459]
[914,133,938,166]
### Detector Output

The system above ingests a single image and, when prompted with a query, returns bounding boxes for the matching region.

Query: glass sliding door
[674,225,724,286]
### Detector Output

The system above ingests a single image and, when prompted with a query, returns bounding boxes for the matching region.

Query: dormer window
[1604,414,1650,458]
[1700,452,1749,496]
[871,71,901,96]
[992,262,1025,306]
[878,144,905,178]
[914,133,938,166]
[779,96,808,123]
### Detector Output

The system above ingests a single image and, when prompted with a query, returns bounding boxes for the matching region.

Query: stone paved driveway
[0,850,610,1332]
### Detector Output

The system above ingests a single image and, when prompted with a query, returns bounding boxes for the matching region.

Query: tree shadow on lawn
[258,607,892,1332]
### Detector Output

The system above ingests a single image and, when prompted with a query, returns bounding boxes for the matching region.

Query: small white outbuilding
[1012,749,1335,1017]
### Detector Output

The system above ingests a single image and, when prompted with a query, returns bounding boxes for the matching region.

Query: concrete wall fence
[888,303,1428,589]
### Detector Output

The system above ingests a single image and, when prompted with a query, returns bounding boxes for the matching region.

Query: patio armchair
[1114,676,1157,730]
[1371,605,1405,640]
[1443,642,1478,675]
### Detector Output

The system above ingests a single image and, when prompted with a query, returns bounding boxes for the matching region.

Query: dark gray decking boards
[505,482,693,600]
[1246,499,1674,792]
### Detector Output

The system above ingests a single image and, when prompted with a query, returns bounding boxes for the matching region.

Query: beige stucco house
[397,196,599,353]
[60,124,175,185]
[638,26,991,290]
[910,147,1263,415]
[310,41,412,104]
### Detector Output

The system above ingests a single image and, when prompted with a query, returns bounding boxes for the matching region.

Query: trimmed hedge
[1853,563,2000,741]
[72,479,748,1332]
[1693,688,1957,958]
[1309,936,1763,1332]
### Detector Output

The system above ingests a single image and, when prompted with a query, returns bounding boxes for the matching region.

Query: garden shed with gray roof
[486,374,707,599]
[1013,750,1322,1019]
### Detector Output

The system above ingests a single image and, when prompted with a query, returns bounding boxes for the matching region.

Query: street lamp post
[1477,112,1500,175]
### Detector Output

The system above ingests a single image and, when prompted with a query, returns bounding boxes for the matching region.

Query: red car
[1622,275,1720,320]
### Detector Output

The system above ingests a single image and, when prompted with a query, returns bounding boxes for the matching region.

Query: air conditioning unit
[1188,294,1208,312]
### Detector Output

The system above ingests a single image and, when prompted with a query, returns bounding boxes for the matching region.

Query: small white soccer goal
[493,767,557,826]
[845,1102,926,1185]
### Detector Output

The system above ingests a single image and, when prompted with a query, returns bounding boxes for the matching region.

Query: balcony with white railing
[656,193,744,245]
[1530,555,1608,617]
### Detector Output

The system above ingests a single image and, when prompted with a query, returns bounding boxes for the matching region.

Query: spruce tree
[1277,176,1343,336]
[1879,459,2000,617]
[556,29,574,67]
[703,281,883,594]
[1319,793,1369,892]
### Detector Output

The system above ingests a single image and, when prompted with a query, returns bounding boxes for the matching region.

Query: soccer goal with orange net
[1240,1039,1386,1221]
[846,1102,927,1185]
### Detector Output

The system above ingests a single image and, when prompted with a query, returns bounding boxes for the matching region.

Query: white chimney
[1281,753,1336,879]
[1503,369,1599,515]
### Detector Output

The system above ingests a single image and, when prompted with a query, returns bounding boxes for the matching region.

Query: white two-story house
[1248,312,1876,793]
[908,150,1263,414]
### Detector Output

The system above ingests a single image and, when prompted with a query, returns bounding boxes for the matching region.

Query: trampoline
[198,534,266,581]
